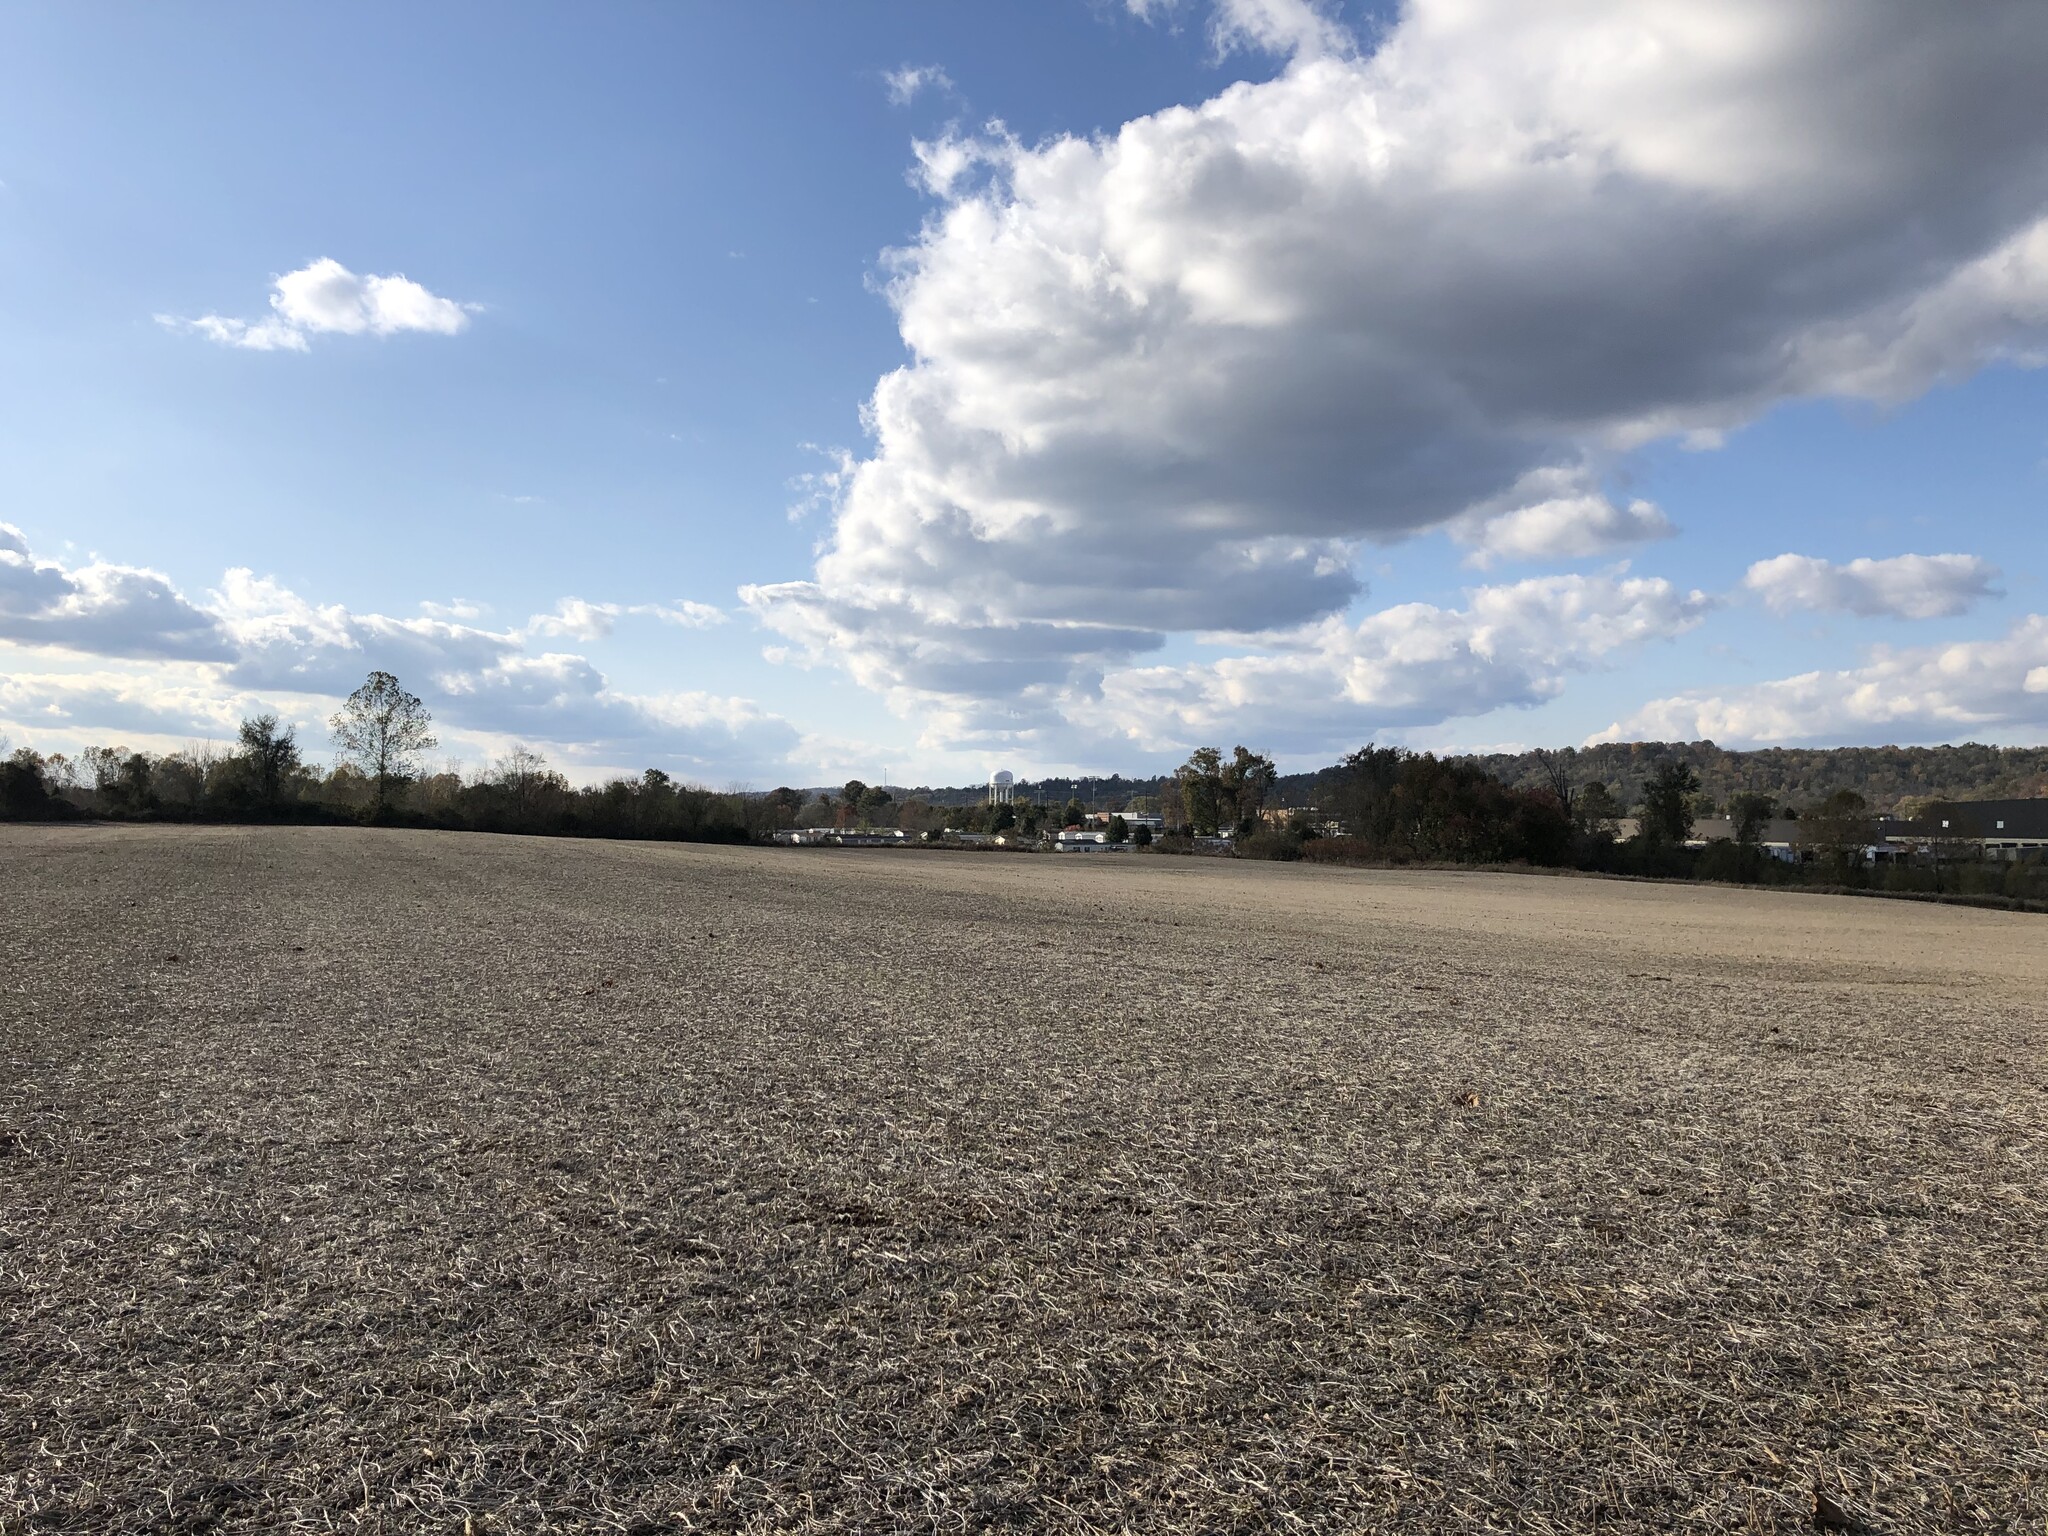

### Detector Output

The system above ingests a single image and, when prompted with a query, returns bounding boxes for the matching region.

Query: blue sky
[3,0,2045,787]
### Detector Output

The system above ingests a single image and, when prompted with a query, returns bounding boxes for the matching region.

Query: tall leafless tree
[330,671,437,815]
[1531,746,1577,822]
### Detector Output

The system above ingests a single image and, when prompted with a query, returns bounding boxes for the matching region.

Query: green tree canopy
[1221,746,1278,833]
[1638,761,1701,845]
[237,714,301,811]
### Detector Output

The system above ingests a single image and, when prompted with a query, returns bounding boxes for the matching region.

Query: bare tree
[490,743,561,822]
[1532,746,1576,821]
[80,745,125,797]
[330,672,437,815]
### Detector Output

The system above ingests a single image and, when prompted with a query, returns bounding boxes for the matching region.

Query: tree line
[0,671,799,844]
[1284,747,2044,907]
[3,676,2041,907]
[801,741,2048,835]
[1470,740,2048,818]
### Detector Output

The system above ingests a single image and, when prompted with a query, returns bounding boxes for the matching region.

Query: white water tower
[989,769,1015,805]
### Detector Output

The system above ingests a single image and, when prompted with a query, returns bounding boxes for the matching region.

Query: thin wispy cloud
[523,598,728,642]
[883,64,954,107]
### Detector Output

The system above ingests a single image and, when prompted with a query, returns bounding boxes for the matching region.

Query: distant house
[1901,799,2048,861]
[1686,816,1806,862]
[1089,811,1164,834]
[1050,828,1130,853]
[773,827,913,847]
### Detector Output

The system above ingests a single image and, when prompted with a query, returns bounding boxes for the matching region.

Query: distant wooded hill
[871,742,2048,817]
[1464,742,2048,816]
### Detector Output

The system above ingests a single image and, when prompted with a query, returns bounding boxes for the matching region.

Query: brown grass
[3,825,2046,1533]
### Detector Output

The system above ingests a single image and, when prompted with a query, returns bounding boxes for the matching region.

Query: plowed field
[4,826,2044,1532]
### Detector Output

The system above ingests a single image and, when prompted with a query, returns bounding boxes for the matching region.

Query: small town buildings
[1687,815,1918,863]
[1050,828,1130,852]
[1687,800,2048,863]
[772,826,913,847]
[1905,800,2048,860]
[1686,816,1808,862]
[1261,806,1348,837]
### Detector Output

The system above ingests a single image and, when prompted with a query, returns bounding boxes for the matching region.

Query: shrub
[0,755,76,822]
[1237,830,1304,861]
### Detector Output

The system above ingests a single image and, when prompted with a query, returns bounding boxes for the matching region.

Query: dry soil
[3,825,2045,1533]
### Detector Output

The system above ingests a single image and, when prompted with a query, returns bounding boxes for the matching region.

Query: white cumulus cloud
[1453,467,1676,568]
[1743,553,2002,620]
[1207,0,1352,59]
[1602,615,2048,747]
[1124,0,1350,60]
[158,258,474,352]
[755,0,2048,756]
[0,550,794,779]
[0,523,231,660]
[1083,571,1713,754]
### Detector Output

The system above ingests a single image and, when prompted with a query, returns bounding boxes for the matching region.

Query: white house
[1050,828,1130,852]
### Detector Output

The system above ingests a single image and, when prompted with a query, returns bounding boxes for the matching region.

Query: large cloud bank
[2,522,231,661]
[0,527,796,780]
[746,0,2048,754]
[1085,571,1713,754]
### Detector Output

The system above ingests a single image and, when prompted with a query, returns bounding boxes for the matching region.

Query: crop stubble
[2,825,2045,1532]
